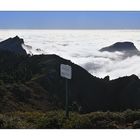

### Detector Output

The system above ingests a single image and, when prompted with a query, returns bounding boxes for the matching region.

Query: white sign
[60,64,72,79]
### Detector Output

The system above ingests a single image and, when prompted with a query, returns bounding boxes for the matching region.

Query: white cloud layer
[0,29,140,79]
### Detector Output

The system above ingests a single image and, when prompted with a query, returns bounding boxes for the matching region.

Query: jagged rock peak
[103,75,110,81]
[0,36,27,55]
[12,35,24,42]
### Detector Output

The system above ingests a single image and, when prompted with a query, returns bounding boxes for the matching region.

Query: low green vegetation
[0,109,140,129]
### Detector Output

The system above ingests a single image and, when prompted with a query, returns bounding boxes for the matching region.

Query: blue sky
[0,11,140,29]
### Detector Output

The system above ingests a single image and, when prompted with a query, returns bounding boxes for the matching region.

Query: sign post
[65,78,68,118]
[60,64,72,118]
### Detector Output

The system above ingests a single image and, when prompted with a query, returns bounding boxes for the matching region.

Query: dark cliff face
[0,36,27,55]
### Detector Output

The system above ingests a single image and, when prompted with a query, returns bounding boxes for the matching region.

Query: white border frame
[0,0,140,140]
[0,0,140,10]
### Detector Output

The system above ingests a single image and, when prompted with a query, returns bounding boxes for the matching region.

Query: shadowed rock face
[0,36,27,55]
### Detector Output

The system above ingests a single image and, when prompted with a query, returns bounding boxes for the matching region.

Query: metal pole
[65,79,69,118]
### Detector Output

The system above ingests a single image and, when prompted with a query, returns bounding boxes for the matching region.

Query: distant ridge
[99,41,140,58]
[99,42,138,52]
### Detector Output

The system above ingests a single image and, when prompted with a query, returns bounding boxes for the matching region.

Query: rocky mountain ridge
[0,37,140,113]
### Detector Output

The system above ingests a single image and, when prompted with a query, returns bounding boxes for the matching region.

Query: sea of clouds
[0,29,140,79]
